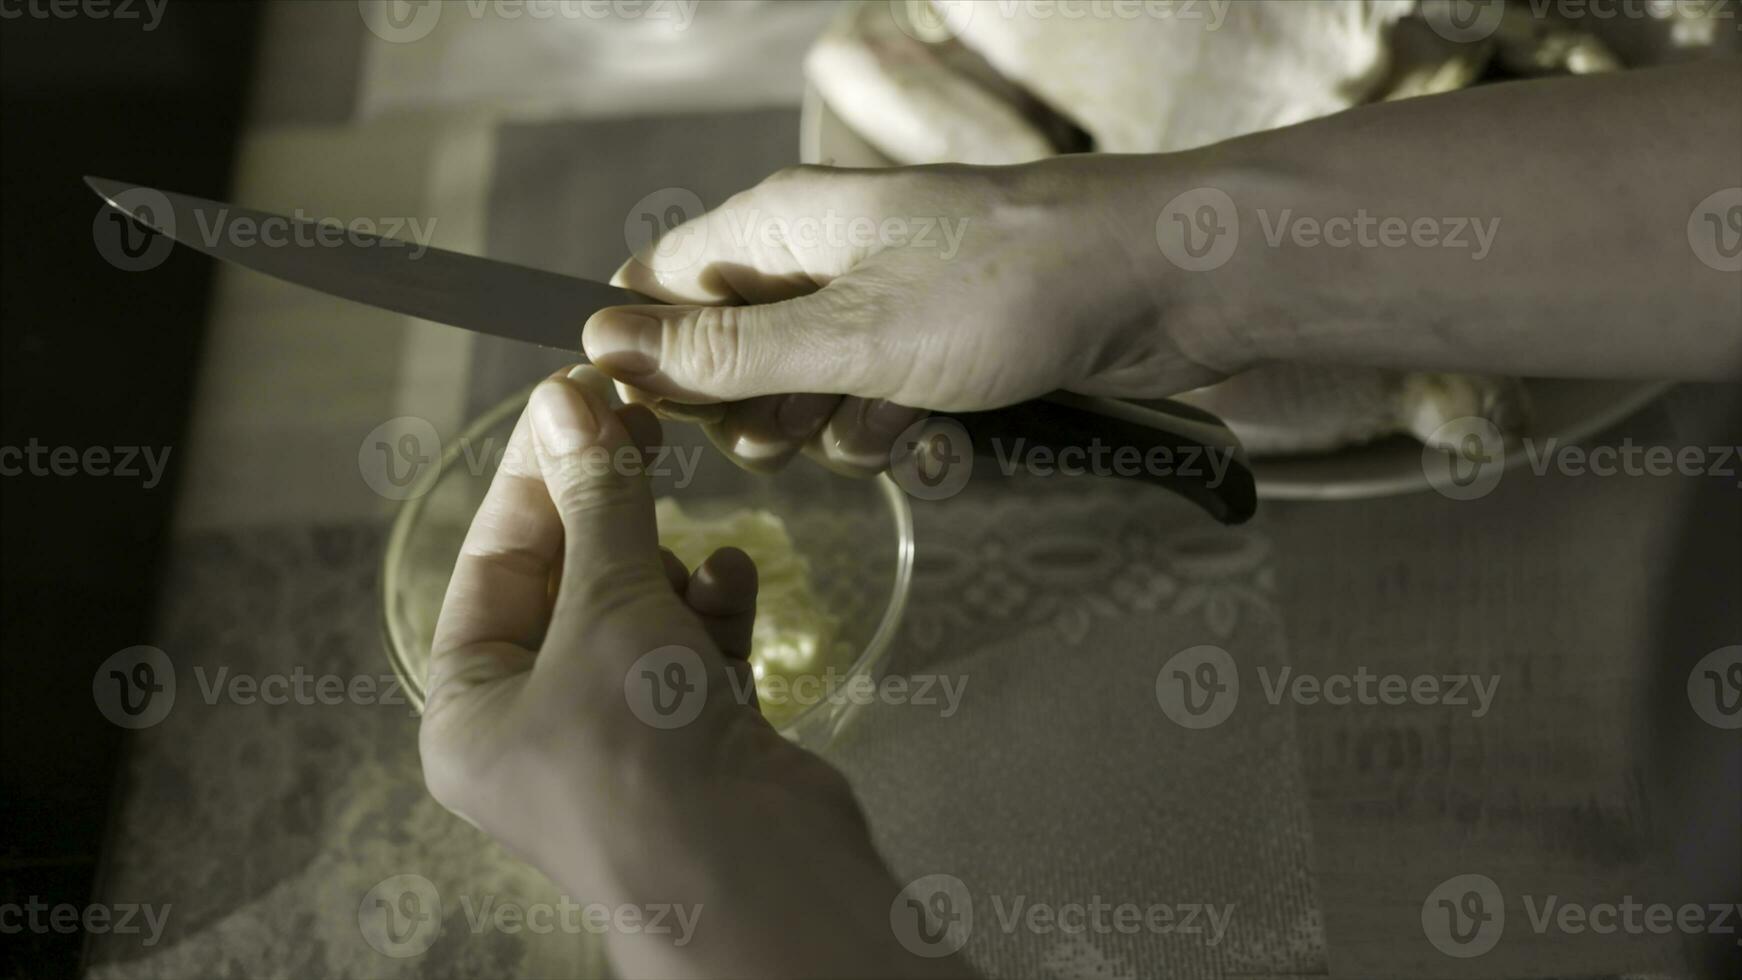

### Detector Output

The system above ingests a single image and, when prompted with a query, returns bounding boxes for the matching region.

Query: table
[84,4,1741,978]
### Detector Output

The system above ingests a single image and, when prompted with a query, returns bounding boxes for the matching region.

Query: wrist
[1148,146,1311,374]
[1030,151,1296,383]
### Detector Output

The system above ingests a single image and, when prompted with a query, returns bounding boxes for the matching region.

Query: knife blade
[85,175,638,351]
[86,176,1256,524]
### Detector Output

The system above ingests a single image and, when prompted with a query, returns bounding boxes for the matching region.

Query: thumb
[528,367,745,732]
[527,367,679,646]
[581,288,888,403]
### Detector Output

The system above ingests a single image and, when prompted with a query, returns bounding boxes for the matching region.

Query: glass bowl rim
[379,384,916,727]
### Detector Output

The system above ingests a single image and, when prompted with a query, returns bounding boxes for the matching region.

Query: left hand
[417,365,973,979]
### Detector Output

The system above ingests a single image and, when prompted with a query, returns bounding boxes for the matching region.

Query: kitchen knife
[85,176,1255,524]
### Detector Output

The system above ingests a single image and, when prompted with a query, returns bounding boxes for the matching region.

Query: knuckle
[547,464,640,517]
[678,305,752,384]
[863,164,949,210]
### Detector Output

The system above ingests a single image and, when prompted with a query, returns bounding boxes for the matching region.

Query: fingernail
[777,394,835,440]
[530,377,599,455]
[566,363,616,406]
[614,379,652,406]
[655,400,727,425]
[582,310,662,380]
[863,399,921,437]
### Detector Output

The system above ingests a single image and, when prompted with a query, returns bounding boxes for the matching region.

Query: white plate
[800,84,1670,500]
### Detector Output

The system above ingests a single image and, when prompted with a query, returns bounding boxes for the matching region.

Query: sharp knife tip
[83,175,133,210]
[83,176,179,237]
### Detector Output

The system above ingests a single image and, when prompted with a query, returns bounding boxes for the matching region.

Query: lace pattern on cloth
[826,483,1324,979]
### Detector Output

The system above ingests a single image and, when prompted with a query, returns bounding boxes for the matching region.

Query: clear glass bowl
[381,386,913,751]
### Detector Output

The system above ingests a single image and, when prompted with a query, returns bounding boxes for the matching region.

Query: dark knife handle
[912,393,1256,525]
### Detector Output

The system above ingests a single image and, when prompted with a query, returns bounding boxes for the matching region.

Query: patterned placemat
[829,477,1323,979]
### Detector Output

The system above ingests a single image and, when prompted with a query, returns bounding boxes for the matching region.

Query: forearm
[1112,59,1742,380]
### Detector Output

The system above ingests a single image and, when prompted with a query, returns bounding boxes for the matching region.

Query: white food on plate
[1175,365,1529,455]
[947,0,1414,153]
[805,0,1053,165]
